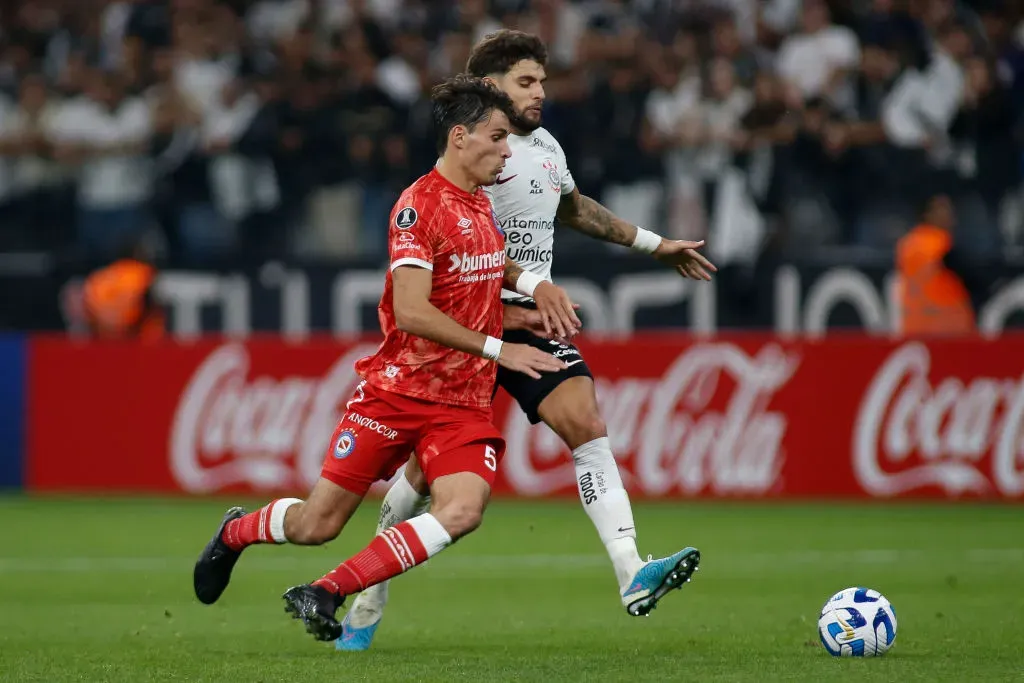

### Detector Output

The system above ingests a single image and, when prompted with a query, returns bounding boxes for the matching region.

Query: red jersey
[355,169,506,408]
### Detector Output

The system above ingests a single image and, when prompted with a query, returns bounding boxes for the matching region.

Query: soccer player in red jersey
[192,75,581,643]
[339,33,711,652]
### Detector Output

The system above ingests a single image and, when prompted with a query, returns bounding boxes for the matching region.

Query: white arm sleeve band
[630,227,663,254]
[515,271,545,297]
[482,335,503,361]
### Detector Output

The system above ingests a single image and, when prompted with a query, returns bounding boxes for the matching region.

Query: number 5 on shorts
[483,444,497,472]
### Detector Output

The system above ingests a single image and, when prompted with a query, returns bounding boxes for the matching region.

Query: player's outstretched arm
[393,265,566,379]
[502,257,581,339]
[555,187,718,281]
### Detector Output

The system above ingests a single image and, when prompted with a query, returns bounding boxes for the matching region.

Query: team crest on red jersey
[334,430,357,459]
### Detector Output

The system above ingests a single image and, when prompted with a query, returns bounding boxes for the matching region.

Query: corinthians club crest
[542,159,560,193]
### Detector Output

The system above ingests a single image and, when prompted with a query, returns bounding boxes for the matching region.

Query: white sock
[405,512,452,556]
[348,513,448,629]
[573,437,644,590]
[377,473,431,532]
[350,473,430,621]
[269,498,303,543]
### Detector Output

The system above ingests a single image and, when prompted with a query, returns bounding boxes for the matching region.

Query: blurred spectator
[520,0,587,69]
[334,51,404,256]
[776,0,860,106]
[49,70,153,260]
[950,55,1019,248]
[0,0,1017,269]
[0,73,71,251]
[246,0,310,46]
[711,17,760,87]
[203,74,282,259]
[376,29,427,106]
[451,0,505,44]
[590,58,664,232]
[644,32,703,238]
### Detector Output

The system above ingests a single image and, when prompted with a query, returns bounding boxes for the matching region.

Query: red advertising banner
[26,334,1024,500]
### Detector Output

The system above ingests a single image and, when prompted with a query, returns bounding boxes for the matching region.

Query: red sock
[222,499,288,551]
[314,522,430,596]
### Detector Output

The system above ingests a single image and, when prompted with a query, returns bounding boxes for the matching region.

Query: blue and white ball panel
[818,586,897,657]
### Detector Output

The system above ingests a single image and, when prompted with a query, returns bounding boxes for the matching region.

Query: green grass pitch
[1,496,1022,682]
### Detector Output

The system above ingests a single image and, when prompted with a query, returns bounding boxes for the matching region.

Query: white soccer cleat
[335,589,387,652]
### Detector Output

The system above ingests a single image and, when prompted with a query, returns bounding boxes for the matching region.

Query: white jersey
[484,128,575,301]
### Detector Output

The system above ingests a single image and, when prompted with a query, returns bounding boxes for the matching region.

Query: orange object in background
[82,258,164,340]
[896,195,974,336]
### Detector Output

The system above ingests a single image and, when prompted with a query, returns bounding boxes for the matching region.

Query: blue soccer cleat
[335,593,386,652]
[621,547,701,617]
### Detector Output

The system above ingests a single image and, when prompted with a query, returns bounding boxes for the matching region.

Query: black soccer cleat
[193,506,247,605]
[282,584,345,642]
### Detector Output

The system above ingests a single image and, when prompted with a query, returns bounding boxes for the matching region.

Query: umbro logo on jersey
[495,174,518,185]
[395,207,418,229]
[457,217,472,230]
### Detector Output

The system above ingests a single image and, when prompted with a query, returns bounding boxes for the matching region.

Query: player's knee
[433,501,484,540]
[563,412,608,450]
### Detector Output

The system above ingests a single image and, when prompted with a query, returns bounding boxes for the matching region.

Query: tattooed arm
[555,187,643,247]
[555,187,718,280]
[502,256,526,293]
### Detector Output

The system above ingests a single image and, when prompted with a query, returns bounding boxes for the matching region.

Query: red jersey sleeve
[388,192,443,273]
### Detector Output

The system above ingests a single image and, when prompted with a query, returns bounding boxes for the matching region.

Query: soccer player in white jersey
[338,30,717,650]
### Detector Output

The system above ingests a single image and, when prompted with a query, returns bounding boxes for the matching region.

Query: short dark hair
[431,74,516,155]
[466,30,547,77]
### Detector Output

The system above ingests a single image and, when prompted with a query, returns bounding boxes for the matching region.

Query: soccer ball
[817,587,897,657]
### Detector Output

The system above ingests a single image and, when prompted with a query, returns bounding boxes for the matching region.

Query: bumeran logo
[448,249,505,283]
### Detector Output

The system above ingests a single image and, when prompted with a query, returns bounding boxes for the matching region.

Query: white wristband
[631,226,662,254]
[482,335,503,361]
[515,271,545,297]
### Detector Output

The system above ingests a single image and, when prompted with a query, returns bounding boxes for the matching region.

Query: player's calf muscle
[430,501,485,539]
[283,488,363,545]
[283,505,340,545]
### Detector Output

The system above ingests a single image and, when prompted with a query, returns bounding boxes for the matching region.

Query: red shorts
[320,380,505,496]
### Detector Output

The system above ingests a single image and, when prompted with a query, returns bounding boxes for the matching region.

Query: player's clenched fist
[497,343,567,380]
[531,281,582,340]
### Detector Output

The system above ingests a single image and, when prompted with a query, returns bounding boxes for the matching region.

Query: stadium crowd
[0,0,1021,266]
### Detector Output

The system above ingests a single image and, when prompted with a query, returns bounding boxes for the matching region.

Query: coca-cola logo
[502,343,799,496]
[854,342,1024,497]
[170,343,380,492]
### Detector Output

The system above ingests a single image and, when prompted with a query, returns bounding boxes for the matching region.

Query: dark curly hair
[431,74,516,155]
[466,29,548,78]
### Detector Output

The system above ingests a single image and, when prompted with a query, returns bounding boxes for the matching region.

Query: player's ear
[482,76,498,89]
[450,124,466,150]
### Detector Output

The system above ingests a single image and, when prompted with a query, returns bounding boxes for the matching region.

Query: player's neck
[435,157,479,194]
